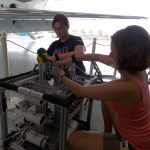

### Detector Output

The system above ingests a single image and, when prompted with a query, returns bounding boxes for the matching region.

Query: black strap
[71,55,77,64]
[54,53,59,61]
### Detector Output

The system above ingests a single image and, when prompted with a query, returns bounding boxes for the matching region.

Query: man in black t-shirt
[47,14,85,74]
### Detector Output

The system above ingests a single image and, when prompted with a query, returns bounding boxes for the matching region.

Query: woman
[53,25,150,150]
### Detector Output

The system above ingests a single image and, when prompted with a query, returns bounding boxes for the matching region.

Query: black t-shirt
[47,35,86,74]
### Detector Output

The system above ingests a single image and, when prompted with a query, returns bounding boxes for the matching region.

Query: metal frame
[0,71,97,150]
[59,107,68,150]
[0,88,8,150]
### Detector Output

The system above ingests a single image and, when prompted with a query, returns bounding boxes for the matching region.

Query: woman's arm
[62,75,135,102]
[57,53,114,68]
[77,54,114,67]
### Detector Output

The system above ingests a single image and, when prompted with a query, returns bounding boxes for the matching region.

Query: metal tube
[89,38,96,75]
[39,64,46,84]
[0,32,9,78]
[86,99,93,129]
[22,130,49,149]
[0,32,10,101]
[113,69,117,78]
[59,107,68,150]
[0,80,70,107]
[24,111,46,125]
[10,143,26,150]
[67,120,78,140]
[0,89,8,150]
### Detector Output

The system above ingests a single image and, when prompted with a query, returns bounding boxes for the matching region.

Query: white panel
[0,20,52,33]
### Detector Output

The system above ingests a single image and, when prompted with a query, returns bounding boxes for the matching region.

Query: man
[47,14,86,74]
[47,14,115,133]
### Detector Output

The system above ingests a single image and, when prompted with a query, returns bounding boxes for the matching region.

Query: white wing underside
[0,8,147,33]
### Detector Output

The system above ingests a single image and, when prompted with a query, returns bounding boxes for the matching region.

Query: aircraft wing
[0,8,147,33]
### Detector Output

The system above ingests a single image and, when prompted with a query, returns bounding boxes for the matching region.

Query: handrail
[0,8,147,20]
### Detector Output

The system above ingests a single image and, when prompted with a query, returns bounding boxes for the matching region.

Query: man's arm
[47,37,113,67]
[47,44,85,61]
[58,44,85,59]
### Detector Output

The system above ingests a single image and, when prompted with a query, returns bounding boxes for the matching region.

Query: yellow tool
[37,48,48,64]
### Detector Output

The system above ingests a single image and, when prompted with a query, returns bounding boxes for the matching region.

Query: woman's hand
[52,65,65,77]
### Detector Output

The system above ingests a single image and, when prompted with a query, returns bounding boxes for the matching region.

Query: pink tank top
[111,74,150,150]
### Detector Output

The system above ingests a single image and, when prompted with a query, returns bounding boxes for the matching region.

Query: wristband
[54,53,59,61]
[71,55,76,64]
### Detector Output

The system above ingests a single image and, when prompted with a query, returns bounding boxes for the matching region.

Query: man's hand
[47,55,56,62]
[56,57,72,68]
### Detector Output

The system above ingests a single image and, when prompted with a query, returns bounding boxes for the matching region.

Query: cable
[85,42,110,49]
[46,135,59,150]
[3,40,109,56]
[42,0,49,9]
[0,122,31,142]
[74,64,92,78]
[85,43,93,48]
[7,40,37,54]
[0,131,21,142]
[74,65,84,73]
[96,42,110,47]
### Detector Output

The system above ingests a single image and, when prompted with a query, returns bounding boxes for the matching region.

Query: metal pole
[39,63,46,84]
[0,89,8,150]
[89,38,96,75]
[0,32,10,101]
[59,107,68,150]
[86,99,93,130]
[113,69,117,79]
[0,32,9,78]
